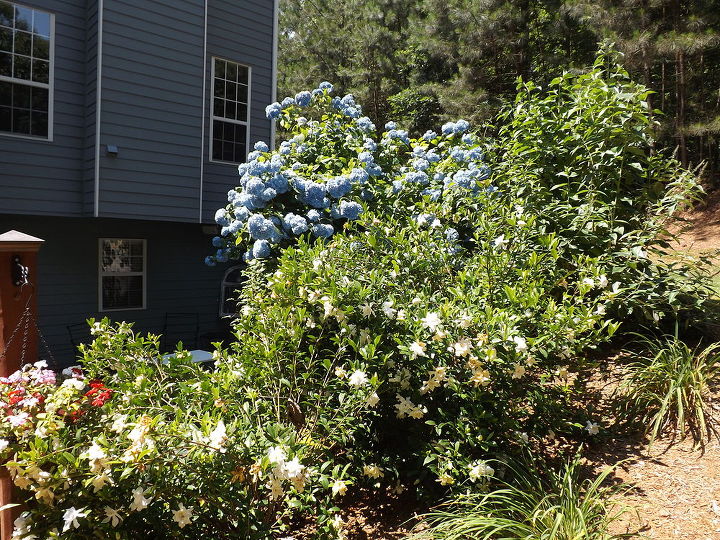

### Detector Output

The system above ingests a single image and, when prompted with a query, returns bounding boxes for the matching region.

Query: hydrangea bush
[6,52,715,539]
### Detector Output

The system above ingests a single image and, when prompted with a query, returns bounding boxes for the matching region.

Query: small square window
[99,239,146,311]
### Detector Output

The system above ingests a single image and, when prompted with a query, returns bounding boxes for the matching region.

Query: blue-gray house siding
[0,0,278,366]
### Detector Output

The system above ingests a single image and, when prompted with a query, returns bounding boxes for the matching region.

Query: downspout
[270,0,279,150]
[93,0,104,217]
[199,0,209,223]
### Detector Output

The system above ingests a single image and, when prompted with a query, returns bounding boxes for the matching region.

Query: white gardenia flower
[512,336,528,353]
[208,420,227,450]
[84,441,106,462]
[493,234,508,250]
[468,460,494,482]
[172,504,194,529]
[102,507,123,527]
[363,464,384,479]
[585,421,600,435]
[512,363,526,379]
[598,274,609,288]
[360,303,374,317]
[0,439,9,452]
[282,457,304,480]
[420,312,442,331]
[348,370,368,387]
[409,341,427,358]
[382,301,397,318]
[62,507,88,532]
[129,488,152,512]
[365,392,380,408]
[452,337,473,357]
[331,479,348,496]
[267,446,287,464]
[582,277,595,287]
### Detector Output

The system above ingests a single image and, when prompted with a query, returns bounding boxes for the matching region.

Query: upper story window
[211,58,249,164]
[99,239,147,312]
[0,1,53,139]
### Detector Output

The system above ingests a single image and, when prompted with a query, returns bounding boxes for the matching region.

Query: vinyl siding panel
[0,215,228,368]
[0,0,87,217]
[97,0,205,221]
[201,0,275,223]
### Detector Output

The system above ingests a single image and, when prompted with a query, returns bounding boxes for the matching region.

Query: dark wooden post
[0,230,43,540]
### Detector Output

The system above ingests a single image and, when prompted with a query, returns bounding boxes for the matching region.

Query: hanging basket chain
[0,283,58,371]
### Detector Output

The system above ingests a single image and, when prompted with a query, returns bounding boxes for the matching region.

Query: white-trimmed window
[210,57,250,164]
[99,239,147,312]
[0,1,53,139]
[220,265,245,317]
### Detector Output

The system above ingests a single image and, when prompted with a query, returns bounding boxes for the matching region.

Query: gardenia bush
[5,50,715,539]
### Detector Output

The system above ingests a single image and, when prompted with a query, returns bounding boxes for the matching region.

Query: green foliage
[410,456,628,540]
[619,334,720,446]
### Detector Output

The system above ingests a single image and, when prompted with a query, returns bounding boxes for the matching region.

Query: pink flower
[6,412,30,427]
[32,370,56,385]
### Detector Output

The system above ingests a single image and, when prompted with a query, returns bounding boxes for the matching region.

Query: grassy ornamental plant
[3,51,716,538]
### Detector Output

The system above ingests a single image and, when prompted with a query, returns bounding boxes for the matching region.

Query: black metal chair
[160,312,200,352]
[66,322,92,351]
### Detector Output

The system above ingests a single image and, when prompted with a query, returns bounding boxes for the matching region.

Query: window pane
[237,103,247,121]
[13,54,29,79]
[12,82,29,108]
[0,81,9,105]
[0,4,12,27]
[14,6,31,31]
[0,26,11,53]
[31,58,48,83]
[0,51,10,76]
[237,66,248,85]
[237,83,248,103]
[32,33,49,59]
[225,100,236,119]
[226,62,237,82]
[225,81,235,105]
[212,138,222,160]
[213,80,224,98]
[0,105,9,131]
[13,28,30,55]
[214,59,225,79]
[32,10,50,37]
[213,97,223,117]
[30,110,46,136]
[31,86,47,111]
[12,107,29,133]
[102,276,144,310]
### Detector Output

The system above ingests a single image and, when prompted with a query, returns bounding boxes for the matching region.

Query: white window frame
[0,1,54,141]
[209,56,251,165]
[219,264,244,317]
[98,238,147,312]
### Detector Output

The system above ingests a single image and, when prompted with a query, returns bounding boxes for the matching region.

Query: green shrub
[619,334,720,445]
[410,457,628,540]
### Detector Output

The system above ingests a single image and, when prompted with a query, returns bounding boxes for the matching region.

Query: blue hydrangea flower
[227,189,240,203]
[259,187,277,202]
[242,250,254,263]
[366,164,383,176]
[392,180,404,193]
[386,129,410,145]
[426,150,441,163]
[265,102,282,119]
[385,121,397,130]
[233,206,250,222]
[215,208,230,226]
[248,161,269,176]
[412,158,430,171]
[237,163,249,176]
[445,228,460,242]
[422,188,442,201]
[326,175,352,198]
[422,130,437,141]
[281,96,296,107]
[363,138,377,151]
[356,116,375,131]
[247,214,277,240]
[307,209,322,223]
[434,172,446,182]
[216,249,229,263]
[412,146,427,158]
[416,213,439,228]
[338,200,363,220]
[267,173,289,194]
[212,236,224,248]
[360,189,374,201]
[319,81,333,91]
[204,256,216,266]
[358,151,374,164]
[404,171,429,185]
[282,213,309,235]
[279,141,291,155]
[441,122,456,135]
[349,168,369,184]
[312,223,334,238]
[228,220,244,234]
[467,147,483,161]
[252,239,272,259]
[295,90,312,107]
[462,133,475,144]
[254,141,269,153]
[245,179,265,195]
[450,147,467,162]
[455,119,470,133]
[247,150,262,161]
